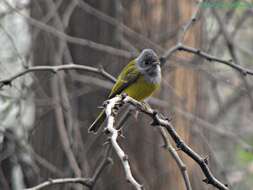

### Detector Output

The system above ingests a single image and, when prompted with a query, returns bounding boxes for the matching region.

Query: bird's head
[136,49,160,76]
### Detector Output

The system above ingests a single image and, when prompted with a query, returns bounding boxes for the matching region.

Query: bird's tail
[88,110,106,133]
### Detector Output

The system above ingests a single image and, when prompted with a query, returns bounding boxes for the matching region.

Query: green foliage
[237,144,253,164]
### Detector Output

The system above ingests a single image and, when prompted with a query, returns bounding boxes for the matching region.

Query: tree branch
[25,144,112,190]
[74,0,163,53]
[104,94,229,190]
[161,0,253,77]
[177,0,204,43]
[103,95,143,190]
[163,44,253,76]
[159,127,192,190]
[3,0,133,59]
[0,64,116,88]
[24,178,92,190]
[51,77,82,177]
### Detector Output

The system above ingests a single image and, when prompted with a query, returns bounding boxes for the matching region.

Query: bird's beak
[152,61,160,66]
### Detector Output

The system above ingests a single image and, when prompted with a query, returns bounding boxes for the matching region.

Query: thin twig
[25,142,112,190]
[211,8,253,108]
[51,77,82,177]
[74,0,163,53]
[0,64,116,88]
[149,97,253,153]
[24,178,92,190]
[31,150,64,177]
[89,144,113,185]
[163,44,253,76]
[161,0,253,78]
[3,0,133,59]
[0,23,27,67]
[177,0,204,43]
[159,127,192,190]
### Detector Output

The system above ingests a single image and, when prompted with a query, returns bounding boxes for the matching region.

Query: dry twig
[159,127,192,190]
[25,145,112,190]
[0,64,116,89]
[24,178,92,190]
[163,44,253,76]
[3,0,133,59]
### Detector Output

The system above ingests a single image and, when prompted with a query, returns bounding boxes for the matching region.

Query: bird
[88,49,161,133]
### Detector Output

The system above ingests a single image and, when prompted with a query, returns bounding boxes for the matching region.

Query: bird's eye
[144,61,149,65]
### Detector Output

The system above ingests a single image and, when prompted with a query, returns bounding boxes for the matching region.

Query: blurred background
[0,0,253,189]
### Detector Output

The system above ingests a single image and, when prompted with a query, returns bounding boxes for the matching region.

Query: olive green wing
[88,60,139,133]
[108,60,140,99]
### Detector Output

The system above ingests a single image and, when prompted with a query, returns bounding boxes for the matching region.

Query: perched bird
[88,49,161,133]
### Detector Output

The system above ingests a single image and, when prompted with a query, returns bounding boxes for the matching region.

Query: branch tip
[122,155,128,161]
[106,157,113,165]
[196,49,201,54]
[103,129,111,135]
[84,178,93,187]
[102,139,110,146]
[103,100,109,107]
[175,140,184,149]
[118,130,126,139]
[165,116,172,122]
[150,112,160,126]
[241,70,248,76]
[159,56,166,66]
[161,143,167,149]
[177,46,183,51]
[181,165,187,171]
[2,80,11,86]
[97,105,104,109]
[203,156,209,165]
[202,178,209,184]
[98,65,104,71]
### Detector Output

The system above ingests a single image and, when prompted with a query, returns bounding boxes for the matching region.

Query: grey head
[136,49,161,84]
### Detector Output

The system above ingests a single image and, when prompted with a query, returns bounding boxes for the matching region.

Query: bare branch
[25,144,112,190]
[3,0,133,59]
[74,0,163,53]
[89,144,113,186]
[149,98,253,153]
[177,0,204,43]
[31,150,64,177]
[24,178,92,190]
[161,1,253,80]
[104,95,143,190]
[51,77,82,177]
[104,94,229,190]
[159,127,192,190]
[0,23,27,67]
[163,44,253,76]
[211,8,253,107]
[0,64,116,88]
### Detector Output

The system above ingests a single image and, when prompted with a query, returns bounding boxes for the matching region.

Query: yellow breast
[123,75,160,101]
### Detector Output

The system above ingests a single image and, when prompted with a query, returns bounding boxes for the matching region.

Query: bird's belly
[124,78,159,101]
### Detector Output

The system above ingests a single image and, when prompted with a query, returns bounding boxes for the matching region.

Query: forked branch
[103,94,229,190]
